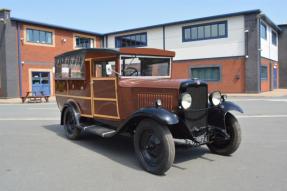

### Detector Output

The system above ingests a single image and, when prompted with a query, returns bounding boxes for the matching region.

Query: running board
[82,125,117,138]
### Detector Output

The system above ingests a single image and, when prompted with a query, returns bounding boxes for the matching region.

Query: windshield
[120,55,171,77]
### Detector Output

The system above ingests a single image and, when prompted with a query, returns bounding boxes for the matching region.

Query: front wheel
[134,119,175,175]
[207,113,241,155]
[63,107,81,140]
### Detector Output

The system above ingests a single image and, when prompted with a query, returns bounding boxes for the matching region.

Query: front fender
[220,101,243,114]
[119,107,179,133]
[208,101,242,129]
[131,107,179,125]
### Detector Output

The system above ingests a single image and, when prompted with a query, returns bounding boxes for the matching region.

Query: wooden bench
[21,91,49,103]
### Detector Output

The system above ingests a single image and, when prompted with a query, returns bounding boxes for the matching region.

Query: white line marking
[237,115,287,118]
[0,118,59,121]
[0,103,56,106]
[230,99,287,102]
[27,108,57,110]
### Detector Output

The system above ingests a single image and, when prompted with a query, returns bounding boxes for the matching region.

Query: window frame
[260,65,268,81]
[189,65,222,82]
[24,25,55,47]
[73,33,96,49]
[55,54,86,80]
[119,55,171,79]
[260,22,267,40]
[182,21,228,42]
[271,30,278,46]
[115,32,148,48]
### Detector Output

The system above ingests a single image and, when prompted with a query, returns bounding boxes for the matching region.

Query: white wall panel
[106,16,246,60]
[260,21,278,61]
[165,16,245,60]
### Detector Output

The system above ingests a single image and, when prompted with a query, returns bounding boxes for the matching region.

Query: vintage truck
[55,48,242,175]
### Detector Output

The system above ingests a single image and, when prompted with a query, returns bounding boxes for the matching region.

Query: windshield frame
[119,55,172,79]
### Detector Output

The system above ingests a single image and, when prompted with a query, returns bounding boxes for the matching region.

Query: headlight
[209,91,222,106]
[181,93,192,110]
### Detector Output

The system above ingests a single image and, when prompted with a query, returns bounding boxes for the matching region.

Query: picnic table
[21,91,49,103]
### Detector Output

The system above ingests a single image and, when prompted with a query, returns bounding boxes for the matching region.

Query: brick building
[0,9,285,98]
[0,9,101,98]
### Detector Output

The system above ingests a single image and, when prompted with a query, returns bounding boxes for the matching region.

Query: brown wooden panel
[94,100,118,117]
[68,80,91,97]
[55,80,68,94]
[93,79,116,98]
[76,99,92,115]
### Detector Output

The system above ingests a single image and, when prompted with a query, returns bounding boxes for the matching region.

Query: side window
[93,61,116,78]
[55,55,85,79]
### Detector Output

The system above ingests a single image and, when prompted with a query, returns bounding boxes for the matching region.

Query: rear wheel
[134,119,175,175]
[207,113,241,155]
[63,107,81,140]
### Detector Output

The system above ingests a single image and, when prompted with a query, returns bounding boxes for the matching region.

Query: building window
[115,32,147,48]
[272,31,277,46]
[260,65,268,80]
[260,22,267,40]
[183,21,227,42]
[190,66,220,81]
[75,36,94,48]
[26,28,53,44]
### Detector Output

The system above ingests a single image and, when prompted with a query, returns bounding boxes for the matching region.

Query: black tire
[207,113,241,155]
[134,119,175,175]
[63,107,81,140]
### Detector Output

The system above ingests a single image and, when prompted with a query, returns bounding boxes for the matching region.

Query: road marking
[237,115,287,118]
[0,103,56,106]
[230,99,287,102]
[27,108,57,110]
[0,118,59,121]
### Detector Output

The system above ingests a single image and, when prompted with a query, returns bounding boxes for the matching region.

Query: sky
[1,0,286,34]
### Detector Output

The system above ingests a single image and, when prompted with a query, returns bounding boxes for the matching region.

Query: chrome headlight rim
[209,91,222,106]
[181,93,192,110]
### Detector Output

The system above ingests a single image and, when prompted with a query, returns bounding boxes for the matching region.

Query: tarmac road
[0,96,287,191]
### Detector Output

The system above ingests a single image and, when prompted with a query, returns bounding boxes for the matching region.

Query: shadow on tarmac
[43,124,212,173]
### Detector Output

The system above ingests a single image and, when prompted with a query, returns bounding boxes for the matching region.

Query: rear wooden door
[90,60,120,120]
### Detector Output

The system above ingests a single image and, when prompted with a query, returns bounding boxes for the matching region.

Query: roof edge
[260,14,281,32]
[11,17,103,36]
[104,9,261,35]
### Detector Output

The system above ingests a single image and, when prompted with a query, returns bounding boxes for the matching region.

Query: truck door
[91,60,120,120]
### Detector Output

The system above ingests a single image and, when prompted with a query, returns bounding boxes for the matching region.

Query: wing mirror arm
[106,64,121,76]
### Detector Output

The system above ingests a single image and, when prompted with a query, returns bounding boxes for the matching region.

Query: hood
[119,78,187,89]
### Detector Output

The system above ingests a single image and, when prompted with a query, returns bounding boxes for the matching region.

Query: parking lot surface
[0,97,287,191]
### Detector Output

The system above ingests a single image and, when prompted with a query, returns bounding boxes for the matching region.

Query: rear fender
[60,100,81,126]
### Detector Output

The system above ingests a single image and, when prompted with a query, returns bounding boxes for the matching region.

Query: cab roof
[55,48,176,59]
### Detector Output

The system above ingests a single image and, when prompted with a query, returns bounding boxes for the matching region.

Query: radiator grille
[184,85,208,131]
[137,93,173,110]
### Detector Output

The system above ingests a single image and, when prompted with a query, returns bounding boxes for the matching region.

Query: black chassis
[60,80,243,143]
[119,99,243,145]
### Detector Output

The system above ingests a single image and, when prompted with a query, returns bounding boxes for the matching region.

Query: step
[83,125,117,138]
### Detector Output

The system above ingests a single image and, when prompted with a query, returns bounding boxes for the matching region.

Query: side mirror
[106,64,113,75]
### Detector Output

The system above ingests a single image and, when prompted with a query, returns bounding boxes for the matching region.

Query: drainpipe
[17,22,23,97]
[163,25,166,50]
[257,15,262,92]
